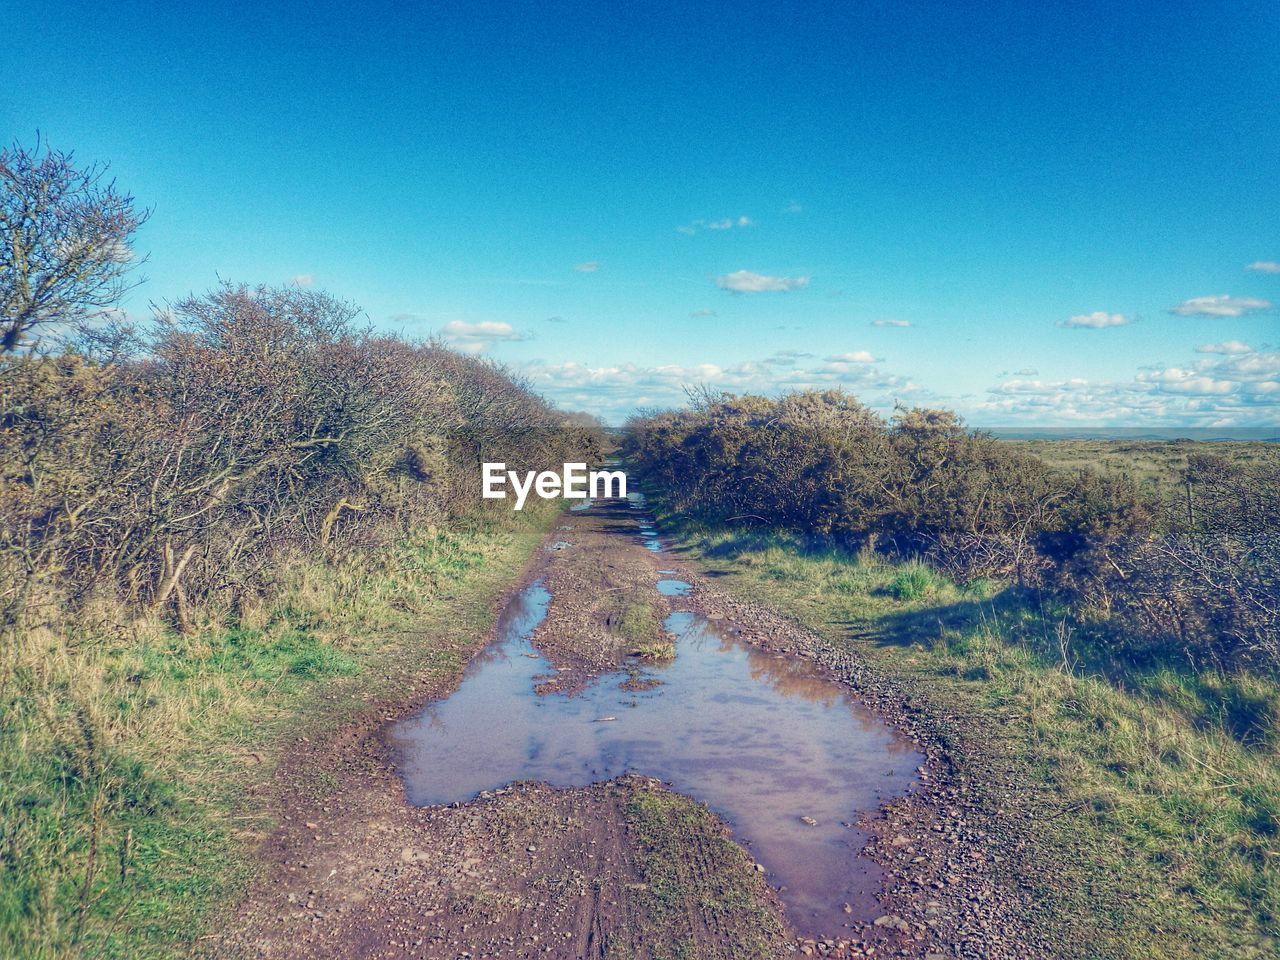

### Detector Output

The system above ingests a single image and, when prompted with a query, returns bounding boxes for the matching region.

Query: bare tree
[0,137,147,352]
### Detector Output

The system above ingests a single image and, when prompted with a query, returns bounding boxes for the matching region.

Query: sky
[5,0,1279,427]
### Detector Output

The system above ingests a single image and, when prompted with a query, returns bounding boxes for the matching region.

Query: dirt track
[214,497,1045,959]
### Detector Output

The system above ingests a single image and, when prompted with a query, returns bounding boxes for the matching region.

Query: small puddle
[626,491,663,550]
[388,578,921,937]
[656,578,692,596]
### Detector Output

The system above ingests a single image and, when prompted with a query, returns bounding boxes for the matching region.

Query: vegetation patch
[621,783,786,958]
[671,519,1280,959]
[625,393,1280,671]
[0,508,560,959]
[603,594,674,662]
[884,561,946,601]
[630,638,677,662]
[609,598,663,648]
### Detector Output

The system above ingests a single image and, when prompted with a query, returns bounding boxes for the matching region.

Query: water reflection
[388,581,920,937]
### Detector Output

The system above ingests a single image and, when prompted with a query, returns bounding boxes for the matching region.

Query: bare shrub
[0,284,594,633]
[0,138,147,352]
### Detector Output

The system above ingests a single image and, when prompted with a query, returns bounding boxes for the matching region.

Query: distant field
[1007,439,1280,491]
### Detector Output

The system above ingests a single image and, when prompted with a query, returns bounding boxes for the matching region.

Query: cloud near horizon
[502,338,1278,427]
[1058,311,1132,329]
[981,348,1280,426]
[1169,295,1272,317]
[1246,261,1280,274]
[519,350,917,423]
[574,262,600,273]
[871,319,912,328]
[717,270,810,294]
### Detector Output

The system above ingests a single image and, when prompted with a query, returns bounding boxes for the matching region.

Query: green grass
[630,638,677,662]
[885,560,947,601]
[0,504,561,960]
[614,599,661,646]
[677,519,1280,960]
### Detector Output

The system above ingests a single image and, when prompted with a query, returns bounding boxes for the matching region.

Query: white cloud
[1013,367,1039,376]
[1169,295,1272,317]
[992,377,1093,395]
[439,320,530,354]
[1195,341,1252,355]
[1246,261,1280,274]
[574,262,600,273]
[1229,353,1280,377]
[676,215,752,235]
[1058,311,1132,329]
[871,319,912,328]
[290,274,314,288]
[1137,368,1237,395]
[782,202,803,214]
[763,350,813,366]
[717,270,810,294]
[824,351,876,364]
[689,309,717,318]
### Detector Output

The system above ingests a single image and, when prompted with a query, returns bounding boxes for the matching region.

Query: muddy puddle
[388,559,921,937]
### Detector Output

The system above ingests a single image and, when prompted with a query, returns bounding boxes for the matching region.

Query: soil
[211,497,1050,959]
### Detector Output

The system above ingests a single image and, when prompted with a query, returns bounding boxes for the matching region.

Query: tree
[0,138,147,352]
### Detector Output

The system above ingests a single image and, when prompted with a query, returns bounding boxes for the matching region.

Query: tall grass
[885,561,947,601]
[0,506,557,959]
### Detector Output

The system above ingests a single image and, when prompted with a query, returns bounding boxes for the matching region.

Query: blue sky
[5,0,1279,425]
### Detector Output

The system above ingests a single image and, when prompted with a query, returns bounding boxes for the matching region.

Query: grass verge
[672,520,1279,960]
[0,505,560,960]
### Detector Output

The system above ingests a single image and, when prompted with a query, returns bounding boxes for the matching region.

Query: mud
[215,493,1045,959]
